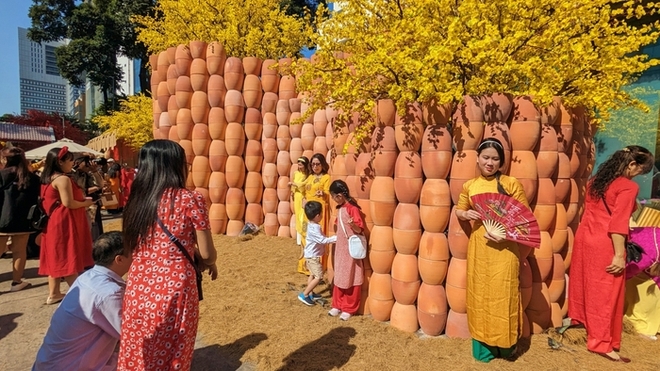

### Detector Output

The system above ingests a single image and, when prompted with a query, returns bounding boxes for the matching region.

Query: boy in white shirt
[298,201,336,306]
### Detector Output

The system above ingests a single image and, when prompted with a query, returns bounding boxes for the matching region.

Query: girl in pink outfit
[328,180,365,321]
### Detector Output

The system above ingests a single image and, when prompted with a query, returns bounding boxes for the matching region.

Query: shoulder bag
[156,217,204,301]
[602,198,643,263]
[339,208,367,260]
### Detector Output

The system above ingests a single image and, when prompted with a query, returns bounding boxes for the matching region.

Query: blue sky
[0,1,31,115]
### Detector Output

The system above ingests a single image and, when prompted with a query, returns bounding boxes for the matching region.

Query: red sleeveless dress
[38,176,93,277]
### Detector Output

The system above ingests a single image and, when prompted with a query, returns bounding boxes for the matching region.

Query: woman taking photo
[0,147,40,292]
[118,140,218,371]
[455,137,529,362]
[328,179,365,321]
[569,145,653,363]
[39,147,94,305]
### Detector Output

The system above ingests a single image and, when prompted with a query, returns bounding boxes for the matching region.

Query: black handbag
[602,199,643,263]
[156,217,204,301]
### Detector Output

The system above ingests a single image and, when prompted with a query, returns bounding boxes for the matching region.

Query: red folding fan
[470,193,541,248]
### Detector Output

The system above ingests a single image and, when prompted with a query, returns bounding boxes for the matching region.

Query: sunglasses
[311,163,321,166]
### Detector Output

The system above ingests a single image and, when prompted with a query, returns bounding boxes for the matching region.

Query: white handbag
[339,209,367,259]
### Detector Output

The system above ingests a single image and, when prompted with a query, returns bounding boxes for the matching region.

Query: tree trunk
[140,58,151,98]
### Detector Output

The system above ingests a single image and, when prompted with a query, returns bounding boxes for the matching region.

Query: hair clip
[297,157,308,164]
[57,146,69,160]
[623,147,631,152]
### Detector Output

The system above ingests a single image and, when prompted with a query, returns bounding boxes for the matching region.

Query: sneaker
[328,308,341,317]
[10,281,32,292]
[298,293,315,306]
[309,293,322,301]
[340,312,352,321]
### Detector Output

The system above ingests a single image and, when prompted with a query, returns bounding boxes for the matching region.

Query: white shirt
[304,222,337,258]
[33,265,125,371]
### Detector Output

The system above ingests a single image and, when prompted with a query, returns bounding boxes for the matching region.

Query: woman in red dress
[328,179,365,321]
[39,147,94,305]
[118,140,218,371]
[568,145,653,363]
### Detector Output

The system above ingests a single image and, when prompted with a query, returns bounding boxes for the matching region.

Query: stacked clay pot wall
[150,43,595,337]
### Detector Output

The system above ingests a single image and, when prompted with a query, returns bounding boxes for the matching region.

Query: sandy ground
[0,217,658,371]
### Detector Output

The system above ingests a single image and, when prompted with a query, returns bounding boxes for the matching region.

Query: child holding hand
[298,201,336,306]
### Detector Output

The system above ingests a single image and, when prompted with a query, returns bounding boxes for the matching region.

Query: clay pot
[370,176,397,226]
[208,107,227,140]
[156,51,169,82]
[189,40,207,59]
[224,123,245,156]
[279,75,296,100]
[263,213,279,236]
[244,140,263,172]
[191,156,210,188]
[421,124,452,179]
[191,124,210,156]
[390,302,419,333]
[245,203,264,226]
[208,171,227,203]
[174,44,192,76]
[242,74,262,109]
[262,112,277,139]
[224,90,245,123]
[224,57,244,90]
[242,56,262,75]
[226,220,245,237]
[244,172,263,203]
[225,155,246,188]
[261,163,278,189]
[244,108,262,140]
[369,297,394,322]
[276,151,290,176]
[533,204,556,232]
[277,176,291,202]
[371,126,398,177]
[447,208,470,259]
[452,96,484,150]
[392,203,421,255]
[290,115,303,138]
[190,91,209,123]
[277,201,292,226]
[262,188,278,214]
[175,76,192,109]
[419,179,451,233]
[418,232,450,285]
[536,150,558,179]
[207,75,227,108]
[158,112,171,140]
[262,138,278,164]
[446,258,467,313]
[376,99,396,127]
[300,123,315,150]
[176,109,193,140]
[394,102,423,152]
[481,93,513,122]
[417,283,448,336]
[509,96,540,150]
[445,309,470,339]
[422,99,453,125]
[190,58,208,92]
[208,203,227,234]
[260,59,280,93]
[166,64,179,95]
[206,42,226,75]
[225,187,246,220]
[289,138,303,164]
[276,126,291,151]
[276,99,291,126]
[393,152,423,204]
[449,150,479,204]
[508,150,538,203]
[179,140,194,166]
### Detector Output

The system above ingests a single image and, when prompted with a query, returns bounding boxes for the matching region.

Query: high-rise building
[17,27,79,115]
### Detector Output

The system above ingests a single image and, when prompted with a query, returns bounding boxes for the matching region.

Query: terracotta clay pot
[174,44,192,76]
[449,150,479,204]
[260,59,280,93]
[225,187,246,220]
[244,172,263,203]
[242,74,262,109]
[242,56,262,75]
[445,309,471,339]
[276,151,290,177]
[421,124,452,179]
[279,75,296,100]
[263,213,279,236]
[417,283,448,336]
[176,109,193,140]
[418,232,450,285]
[207,75,226,108]
[191,156,210,188]
[206,42,226,75]
[191,124,210,156]
[245,203,264,226]
[368,297,394,322]
[244,140,263,172]
[262,138,278,164]
[244,108,262,140]
[225,155,246,189]
[175,76,192,109]
[371,126,398,177]
[393,150,423,203]
[480,93,513,122]
[419,179,451,233]
[276,125,291,151]
[392,203,421,255]
[224,90,245,123]
[208,203,227,234]
[224,122,245,156]
[190,58,208,92]
[166,64,178,96]
[262,112,277,139]
[224,57,244,91]
[189,40,207,59]
[277,176,291,202]
[510,96,541,151]
[390,302,419,333]
[190,91,209,123]
[156,51,169,82]
[394,102,423,152]
[370,176,397,226]
[208,107,227,140]
[262,188,278,214]
[452,96,484,151]
[508,150,538,203]
[422,99,453,125]
[261,163,278,189]
[445,258,467,313]
[208,171,227,203]
[226,220,245,237]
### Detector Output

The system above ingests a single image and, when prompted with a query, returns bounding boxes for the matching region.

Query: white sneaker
[10,281,32,292]
[340,312,351,321]
[328,308,340,317]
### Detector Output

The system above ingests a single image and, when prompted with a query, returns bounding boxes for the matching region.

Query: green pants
[472,339,515,363]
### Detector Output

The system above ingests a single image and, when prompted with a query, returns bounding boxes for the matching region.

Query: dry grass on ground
[104,220,658,371]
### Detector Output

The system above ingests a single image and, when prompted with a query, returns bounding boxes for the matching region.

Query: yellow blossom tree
[294,0,660,131]
[94,94,153,150]
[133,0,314,58]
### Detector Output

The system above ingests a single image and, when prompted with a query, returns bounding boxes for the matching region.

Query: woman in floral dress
[118,140,218,371]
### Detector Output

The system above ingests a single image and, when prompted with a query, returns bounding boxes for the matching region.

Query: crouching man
[33,232,131,371]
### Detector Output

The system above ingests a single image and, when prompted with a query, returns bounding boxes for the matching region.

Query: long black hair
[329,179,360,209]
[589,145,653,200]
[40,147,74,184]
[477,137,509,195]
[1,147,32,190]
[107,162,122,178]
[123,140,187,254]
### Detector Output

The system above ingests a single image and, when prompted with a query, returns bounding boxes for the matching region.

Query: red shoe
[591,351,631,363]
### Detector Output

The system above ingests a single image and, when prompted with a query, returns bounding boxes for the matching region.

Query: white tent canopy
[25,138,103,160]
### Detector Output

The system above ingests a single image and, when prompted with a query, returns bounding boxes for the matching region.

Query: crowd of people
[0,140,218,371]
[2,136,660,368]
